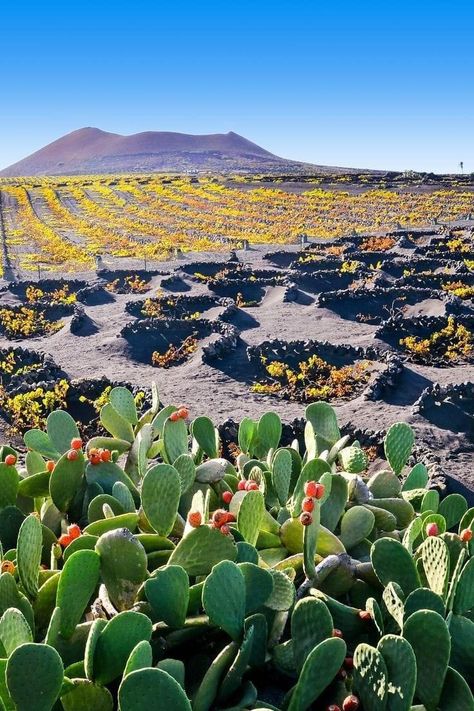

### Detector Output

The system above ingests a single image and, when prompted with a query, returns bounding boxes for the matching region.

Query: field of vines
[2,175,474,276]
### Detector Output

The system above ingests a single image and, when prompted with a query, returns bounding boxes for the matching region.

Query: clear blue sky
[1,0,472,173]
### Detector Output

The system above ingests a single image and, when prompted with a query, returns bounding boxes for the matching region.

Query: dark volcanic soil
[0,230,473,493]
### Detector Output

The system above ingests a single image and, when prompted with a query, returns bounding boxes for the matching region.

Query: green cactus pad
[271,448,292,506]
[237,490,265,546]
[168,525,237,576]
[125,423,154,483]
[421,489,440,513]
[124,640,153,676]
[453,557,474,615]
[56,550,100,638]
[244,613,268,667]
[217,626,255,703]
[384,422,414,476]
[420,535,450,598]
[378,634,416,711]
[109,386,138,425]
[118,667,192,711]
[93,611,152,685]
[339,444,368,473]
[100,403,135,443]
[193,641,238,711]
[202,561,245,640]
[46,410,80,455]
[305,401,341,452]
[87,436,131,455]
[6,642,64,711]
[61,679,114,711]
[382,582,405,629]
[142,464,181,536]
[265,570,295,611]
[85,459,138,499]
[353,642,388,711]
[255,412,282,458]
[49,449,85,512]
[403,587,445,622]
[191,416,218,458]
[403,610,450,709]
[438,494,468,529]
[95,528,148,611]
[371,538,420,595]
[0,464,19,510]
[291,597,333,672]
[17,514,42,599]
[238,417,257,455]
[84,512,139,536]
[369,498,415,528]
[145,565,189,627]
[23,429,59,460]
[238,562,273,613]
[173,455,196,494]
[288,636,346,711]
[447,613,474,684]
[438,666,474,710]
[402,462,428,491]
[0,608,32,656]
[84,618,107,680]
[320,474,348,531]
[163,417,188,464]
[340,506,375,549]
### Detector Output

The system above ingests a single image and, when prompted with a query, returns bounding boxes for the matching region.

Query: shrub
[400,316,473,364]
[0,386,472,708]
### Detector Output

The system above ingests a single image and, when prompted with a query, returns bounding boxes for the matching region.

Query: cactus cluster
[0,383,472,709]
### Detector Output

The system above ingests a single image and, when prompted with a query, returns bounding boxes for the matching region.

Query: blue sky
[1,0,472,173]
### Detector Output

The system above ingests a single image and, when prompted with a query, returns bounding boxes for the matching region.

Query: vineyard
[2,175,474,277]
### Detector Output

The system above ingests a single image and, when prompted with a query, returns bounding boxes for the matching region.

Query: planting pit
[317,286,446,324]
[292,269,366,294]
[246,339,401,403]
[376,314,474,365]
[0,347,62,391]
[125,294,231,320]
[413,382,474,435]
[121,318,217,367]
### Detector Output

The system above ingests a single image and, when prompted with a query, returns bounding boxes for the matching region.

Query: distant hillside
[0,127,356,176]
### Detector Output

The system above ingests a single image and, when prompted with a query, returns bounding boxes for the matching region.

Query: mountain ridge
[0,127,355,176]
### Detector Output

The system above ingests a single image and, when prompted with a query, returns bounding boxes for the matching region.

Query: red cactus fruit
[332,628,343,638]
[302,496,315,512]
[220,524,231,535]
[426,522,439,537]
[300,511,313,526]
[304,480,317,497]
[169,411,180,422]
[187,511,202,528]
[314,482,325,500]
[88,448,101,465]
[460,528,473,542]
[344,655,354,670]
[70,438,83,450]
[177,407,189,419]
[222,491,233,504]
[58,534,72,547]
[46,460,55,473]
[359,610,372,621]
[342,695,360,711]
[245,481,259,491]
[212,509,228,528]
[100,449,112,462]
[225,512,236,523]
[237,480,247,491]
[67,449,78,461]
[327,706,341,711]
[4,454,16,466]
[67,524,81,540]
